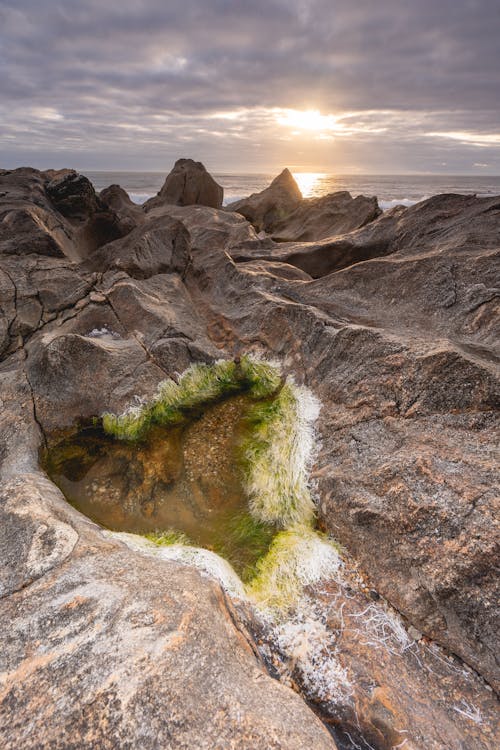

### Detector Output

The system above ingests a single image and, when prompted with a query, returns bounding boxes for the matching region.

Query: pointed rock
[144,158,223,211]
[227,168,302,232]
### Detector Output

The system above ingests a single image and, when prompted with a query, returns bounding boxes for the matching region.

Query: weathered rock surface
[231,192,500,278]
[1,167,499,749]
[0,168,131,263]
[254,569,500,750]
[270,191,381,242]
[185,196,499,693]
[0,475,335,750]
[86,214,191,279]
[99,183,145,229]
[144,158,224,211]
[227,168,302,233]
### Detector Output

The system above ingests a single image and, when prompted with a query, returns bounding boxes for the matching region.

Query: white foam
[379,196,427,211]
[130,192,154,205]
[87,326,121,339]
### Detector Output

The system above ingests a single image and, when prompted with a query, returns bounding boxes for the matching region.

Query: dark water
[43,396,276,580]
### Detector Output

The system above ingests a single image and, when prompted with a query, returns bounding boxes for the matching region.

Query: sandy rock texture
[227,168,302,233]
[144,158,224,211]
[270,191,381,242]
[0,164,498,750]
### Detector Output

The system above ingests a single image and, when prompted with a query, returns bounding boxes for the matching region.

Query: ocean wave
[379,196,427,211]
[130,192,154,205]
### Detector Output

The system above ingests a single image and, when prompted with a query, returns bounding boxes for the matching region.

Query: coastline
[82,170,500,209]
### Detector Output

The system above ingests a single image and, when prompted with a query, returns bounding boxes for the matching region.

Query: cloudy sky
[1,0,499,173]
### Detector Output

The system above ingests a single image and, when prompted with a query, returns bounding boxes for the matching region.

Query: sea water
[83,170,500,209]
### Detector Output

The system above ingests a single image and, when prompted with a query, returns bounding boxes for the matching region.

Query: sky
[1,0,499,174]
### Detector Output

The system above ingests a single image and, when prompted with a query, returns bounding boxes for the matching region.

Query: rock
[44,171,133,254]
[46,170,100,219]
[0,474,336,750]
[100,184,145,227]
[0,168,74,258]
[0,168,133,263]
[86,214,191,279]
[1,172,499,749]
[144,158,223,211]
[227,168,302,232]
[230,193,500,278]
[270,191,381,242]
[253,573,500,750]
[182,195,500,692]
[144,203,260,252]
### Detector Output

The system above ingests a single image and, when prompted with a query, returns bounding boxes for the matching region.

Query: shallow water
[43,396,276,579]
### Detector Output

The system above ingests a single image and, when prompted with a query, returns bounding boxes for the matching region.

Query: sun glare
[276,109,339,133]
[292,172,326,198]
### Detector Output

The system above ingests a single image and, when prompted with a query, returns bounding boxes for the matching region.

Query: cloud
[1,0,499,171]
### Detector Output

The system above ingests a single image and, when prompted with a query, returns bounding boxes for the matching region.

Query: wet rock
[144,158,223,211]
[227,168,302,233]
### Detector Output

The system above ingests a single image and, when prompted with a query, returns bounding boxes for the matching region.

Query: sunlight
[292,172,326,198]
[276,109,339,133]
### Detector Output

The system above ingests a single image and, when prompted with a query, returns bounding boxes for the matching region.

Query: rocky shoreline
[0,159,498,749]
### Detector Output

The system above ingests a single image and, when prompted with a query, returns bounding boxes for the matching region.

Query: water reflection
[292,172,327,198]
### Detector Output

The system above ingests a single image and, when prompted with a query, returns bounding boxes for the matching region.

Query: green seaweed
[247,525,340,613]
[239,384,316,528]
[100,355,337,612]
[210,511,277,583]
[102,356,283,442]
[144,529,191,546]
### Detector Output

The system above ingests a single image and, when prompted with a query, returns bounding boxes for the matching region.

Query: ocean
[83,171,500,211]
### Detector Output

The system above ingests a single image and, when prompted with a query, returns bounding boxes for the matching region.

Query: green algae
[45,356,339,613]
[239,383,316,529]
[145,529,192,546]
[102,356,283,441]
[247,525,340,613]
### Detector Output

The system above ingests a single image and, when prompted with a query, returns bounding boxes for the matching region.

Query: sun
[276,108,339,133]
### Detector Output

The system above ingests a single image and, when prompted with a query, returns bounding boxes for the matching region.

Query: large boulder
[0,168,133,263]
[227,169,302,233]
[144,158,223,211]
[270,190,381,242]
[46,170,100,219]
[0,168,74,258]
[45,170,133,253]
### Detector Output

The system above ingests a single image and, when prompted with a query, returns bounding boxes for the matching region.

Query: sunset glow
[292,172,326,197]
[276,109,339,134]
